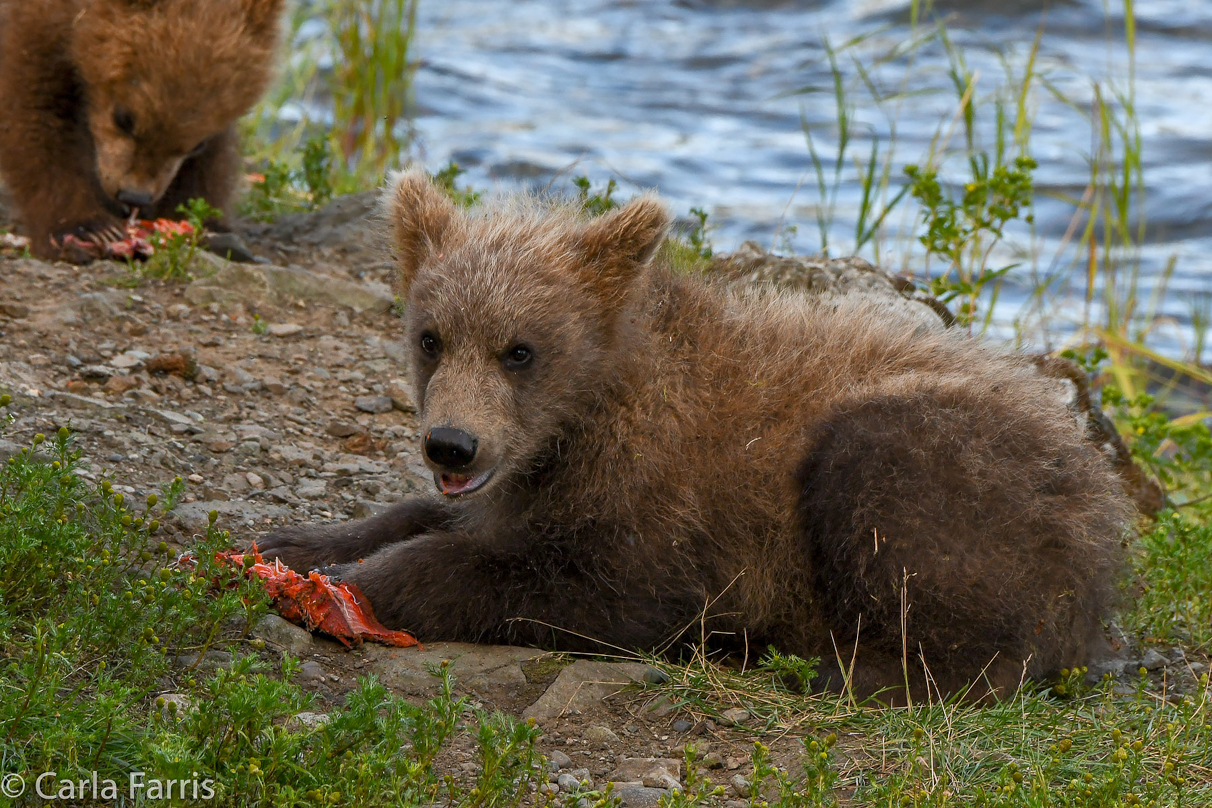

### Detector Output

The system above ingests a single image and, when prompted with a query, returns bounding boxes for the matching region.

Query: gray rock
[611,759,682,786]
[672,719,694,733]
[644,772,681,790]
[185,262,394,314]
[110,352,145,370]
[78,363,115,380]
[326,421,362,437]
[386,378,417,412]
[48,391,115,410]
[730,774,750,797]
[720,707,750,725]
[287,711,331,731]
[548,750,573,771]
[171,500,291,530]
[364,642,542,697]
[253,614,314,656]
[0,439,20,463]
[615,786,667,808]
[298,661,327,683]
[557,774,581,792]
[539,783,559,797]
[176,650,234,675]
[267,323,304,337]
[1141,648,1168,671]
[153,693,193,720]
[584,725,620,745]
[523,660,654,722]
[295,479,328,499]
[355,395,393,414]
[713,242,948,332]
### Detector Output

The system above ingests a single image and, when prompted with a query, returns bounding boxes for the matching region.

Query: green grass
[238,0,421,221]
[0,396,546,807]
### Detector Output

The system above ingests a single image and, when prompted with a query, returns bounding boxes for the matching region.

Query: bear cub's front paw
[256,529,341,573]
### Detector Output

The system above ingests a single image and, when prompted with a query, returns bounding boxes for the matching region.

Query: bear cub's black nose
[424,427,478,468]
[116,189,154,208]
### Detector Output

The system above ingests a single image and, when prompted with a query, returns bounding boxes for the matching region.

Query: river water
[402,0,1212,357]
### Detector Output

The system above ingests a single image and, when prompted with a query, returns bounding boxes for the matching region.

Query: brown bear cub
[0,0,284,260]
[261,168,1130,702]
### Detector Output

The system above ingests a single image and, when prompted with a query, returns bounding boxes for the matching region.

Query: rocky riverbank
[1,194,1200,803]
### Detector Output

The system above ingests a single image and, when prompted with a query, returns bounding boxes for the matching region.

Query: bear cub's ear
[385,167,458,292]
[574,195,671,306]
[578,195,671,267]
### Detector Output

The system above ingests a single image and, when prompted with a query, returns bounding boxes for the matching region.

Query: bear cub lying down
[261,168,1130,701]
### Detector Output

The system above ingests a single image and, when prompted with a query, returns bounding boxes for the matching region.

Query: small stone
[672,719,694,733]
[702,751,724,769]
[176,649,233,675]
[110,352,145,370]
[1141,648,1168,671]
[66,379,93,394]
[355,395,393,414]
[720,707,750,726]
[615,786,667,808]
[208,439,235,453]
[556,773,580,792]
[569,769,592,788]
[643,772,681,790]
[584,725,620,745]
[386,378,417,412]
[79,364,115,381]
[153,693,193,720]
[267,323,304,337]
[263,377,288,395]
[548,750,573,771]
[0,302,30,318]
[539,783,559,797]
[327,421,362,438]
[246,471,266,490]
[28,353,50,367]
[298,661,327,683]
[295,479,328,499]
[287,711,330,731]
[730,774,750,797]
[223,473,251,493]
[103,375,141,394]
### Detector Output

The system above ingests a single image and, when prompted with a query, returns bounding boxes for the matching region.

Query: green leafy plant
[432,161,484,208]
[904,154,1037,331]
[572,175,619,216]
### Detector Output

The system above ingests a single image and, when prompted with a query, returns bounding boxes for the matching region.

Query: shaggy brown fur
[0,0,283,259]
[260,168,1131,702]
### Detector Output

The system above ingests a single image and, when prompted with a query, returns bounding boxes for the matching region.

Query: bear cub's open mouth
[436,468,495,497]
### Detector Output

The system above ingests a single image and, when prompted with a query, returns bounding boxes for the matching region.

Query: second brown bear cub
[0,0,283,259]
[261,169,1130,701]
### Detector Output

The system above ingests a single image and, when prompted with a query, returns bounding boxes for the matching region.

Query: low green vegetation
[0,397,546,807]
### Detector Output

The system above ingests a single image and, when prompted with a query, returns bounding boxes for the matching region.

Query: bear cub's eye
[419,332,441,356]
[504,344,534,369]
[113,108,136,135]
